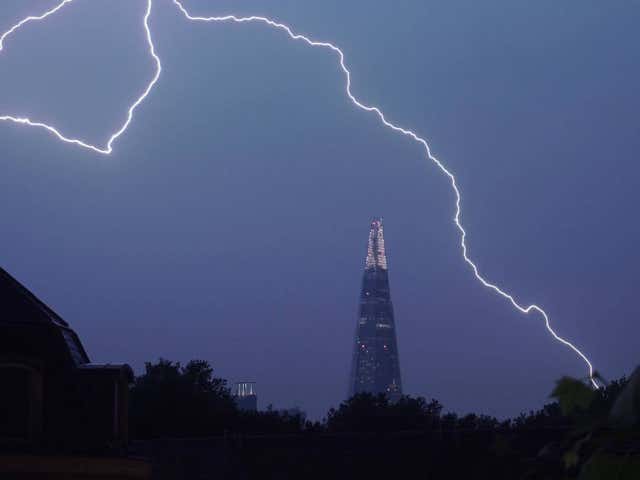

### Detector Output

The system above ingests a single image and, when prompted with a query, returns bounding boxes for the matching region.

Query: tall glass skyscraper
[349,218,403,399]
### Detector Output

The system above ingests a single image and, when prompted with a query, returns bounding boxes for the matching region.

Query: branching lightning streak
[0,0,161,155]
[0,0,599,387]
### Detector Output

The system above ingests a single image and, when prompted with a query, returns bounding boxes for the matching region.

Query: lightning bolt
[0,0,161,155]
[0,0,600,388]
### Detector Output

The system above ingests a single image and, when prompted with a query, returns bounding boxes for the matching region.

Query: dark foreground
[2,427,639,479]
[130,428,640,480]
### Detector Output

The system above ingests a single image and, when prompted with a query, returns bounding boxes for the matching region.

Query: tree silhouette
[326,393,442,433]
[130,358,236,438]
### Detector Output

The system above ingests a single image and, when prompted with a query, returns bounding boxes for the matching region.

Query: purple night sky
[1,0,639,419]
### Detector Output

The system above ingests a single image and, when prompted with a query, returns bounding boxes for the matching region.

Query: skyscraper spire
[365,218,388,270]
[349,218,403,400]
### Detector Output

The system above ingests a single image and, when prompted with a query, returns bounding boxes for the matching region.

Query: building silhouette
[349,218,403,400]
[0,266,133,452]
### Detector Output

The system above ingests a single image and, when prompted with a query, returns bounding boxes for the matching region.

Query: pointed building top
[365,217,387,270]
[350,218,402,398]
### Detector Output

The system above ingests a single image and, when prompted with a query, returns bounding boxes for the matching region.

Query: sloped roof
[0,267,69,327]
[0,266,90,366]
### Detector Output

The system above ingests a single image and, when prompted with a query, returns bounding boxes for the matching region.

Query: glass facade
[349,218,403,399]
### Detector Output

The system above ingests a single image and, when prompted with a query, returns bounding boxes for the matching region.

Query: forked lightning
[0,0,600,388]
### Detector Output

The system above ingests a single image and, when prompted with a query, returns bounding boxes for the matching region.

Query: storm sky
[1,0,639,419]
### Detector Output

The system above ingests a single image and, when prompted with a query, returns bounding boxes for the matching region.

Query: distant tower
[234,382,257,411]
[349,218,403,400]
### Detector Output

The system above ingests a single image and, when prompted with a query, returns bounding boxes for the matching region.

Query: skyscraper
[349,218,403,399]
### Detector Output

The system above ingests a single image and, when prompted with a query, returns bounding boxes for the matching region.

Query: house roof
[0,267,69,327]
[0,266,90,366]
